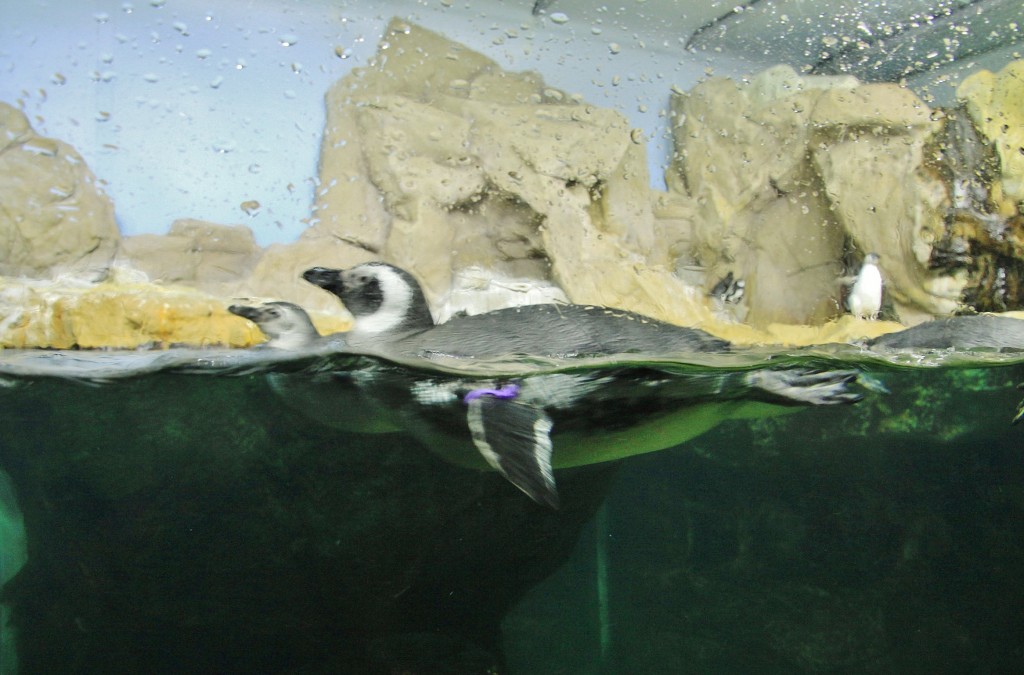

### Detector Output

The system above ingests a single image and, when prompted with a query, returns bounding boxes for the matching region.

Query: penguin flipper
[466,397,559,509]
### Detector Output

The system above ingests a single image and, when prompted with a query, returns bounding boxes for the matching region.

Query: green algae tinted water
[1,347,1023,674]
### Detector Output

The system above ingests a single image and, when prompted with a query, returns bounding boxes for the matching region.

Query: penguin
[302,264,433,341]
[709,271,745,305]
[303,262,730,357]
[228,301,326,350]
[300,262,864,508]
[867,315,1024,351]
[847,253,883,320]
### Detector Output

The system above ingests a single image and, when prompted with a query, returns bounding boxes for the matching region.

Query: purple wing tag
[464,383,520,404]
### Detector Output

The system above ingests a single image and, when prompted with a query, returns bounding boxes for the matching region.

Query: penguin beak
[228,304,260,321]
[302,266,343,291]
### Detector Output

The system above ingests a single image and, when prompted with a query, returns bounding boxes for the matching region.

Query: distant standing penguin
[848,253,883,320]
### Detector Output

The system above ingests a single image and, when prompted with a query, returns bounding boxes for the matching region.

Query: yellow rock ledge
[0,273,349,350]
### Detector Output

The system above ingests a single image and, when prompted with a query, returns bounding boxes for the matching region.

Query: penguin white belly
[849,265,882,319]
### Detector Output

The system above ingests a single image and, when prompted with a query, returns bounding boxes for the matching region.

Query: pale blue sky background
[0,0,762,246]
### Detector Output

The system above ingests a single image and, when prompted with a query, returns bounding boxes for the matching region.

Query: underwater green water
[1,348,1023,674]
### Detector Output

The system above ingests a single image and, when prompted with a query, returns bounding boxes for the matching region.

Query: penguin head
[302,262,434,337]
[862,253,880,267]
[228,301,320,349]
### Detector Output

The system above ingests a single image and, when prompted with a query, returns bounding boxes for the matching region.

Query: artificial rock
[3,20,1024,349]
[0,103,120,279]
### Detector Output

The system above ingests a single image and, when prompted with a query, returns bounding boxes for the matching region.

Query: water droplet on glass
[96,111,111,122]
[94,12,110,23]
[283,89,296,99]
[196,48,212,59]
[609,42,621,54]
[334,46,353,59]
[248,163,262,174]
[279,33,298,47]
[235,58,246,70]
[52,73,67,85]
[291,62,302,73]
[550,12,569,24]
[143,72,159,83]
[240,200,261,216]
[173,21,188,35]
[210,75,224,88]
[591,26,603,35]
[101,52,114,63]
[122,2,134,13]
[100,71,116,82]
[150,0,166,7]
[212,139,236,153]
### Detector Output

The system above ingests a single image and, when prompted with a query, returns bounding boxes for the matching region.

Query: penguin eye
[267,308,280,317]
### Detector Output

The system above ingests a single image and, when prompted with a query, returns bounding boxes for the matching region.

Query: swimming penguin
[303,262,730,357]
[847,253,883,320]
[867,315,1024,351]
[302,264,433,341]
[228,301,325,350]
[299,262,864,508]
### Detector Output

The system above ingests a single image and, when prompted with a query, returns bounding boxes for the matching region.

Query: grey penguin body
[299,262,863,509]
[398,303,730,359]
[868,315,1024,351]
[304,262,728,358]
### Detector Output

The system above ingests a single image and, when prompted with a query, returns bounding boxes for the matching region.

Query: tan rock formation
[810,113,960,320]
[958,60,1024,206]
[670,66,855,327]
[670,65,977,324]
[0,103,120,278]
[0,268,348,350]
[3,19,1022,350]
[296,18,701,326]
[117,219,262,296]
